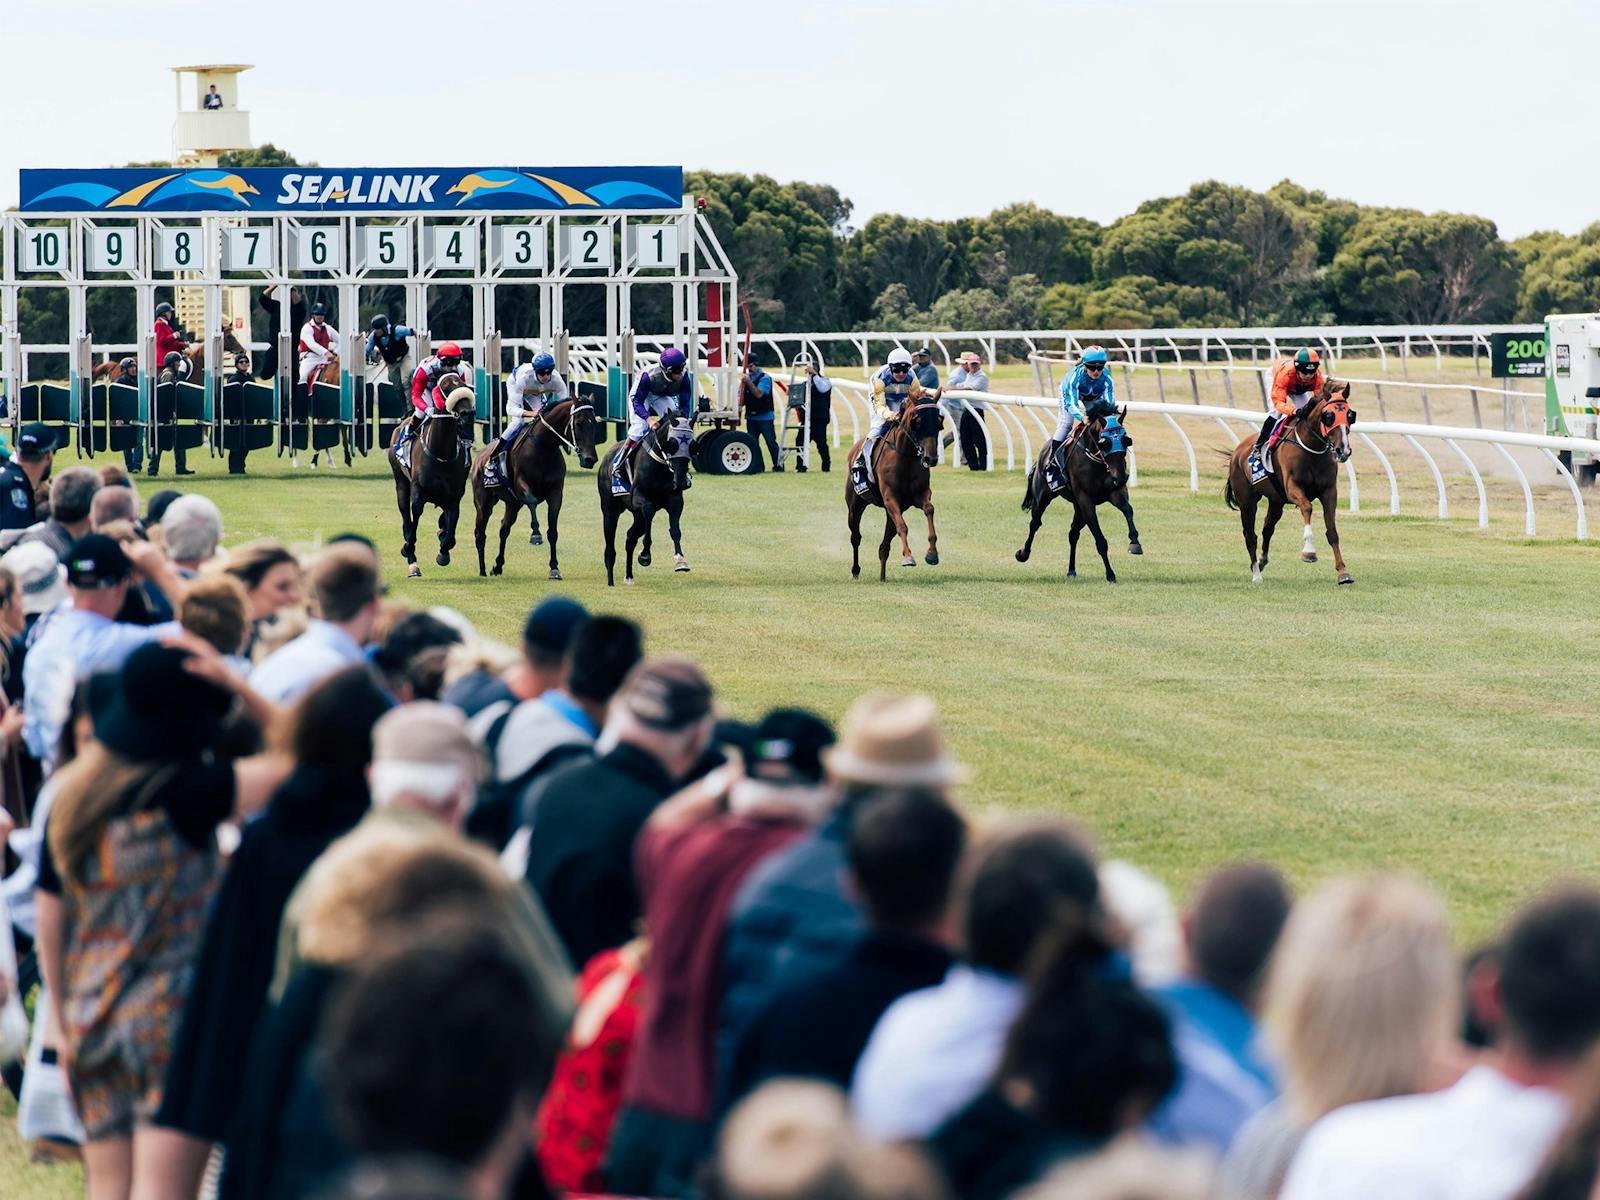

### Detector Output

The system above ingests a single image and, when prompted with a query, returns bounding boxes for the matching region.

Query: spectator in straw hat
[852,818,1102,1142]
[946,351,990,471]
[0,540,69,642]
[523,655,714,970]
[715,695,964,1106]
[604,709,836,1199]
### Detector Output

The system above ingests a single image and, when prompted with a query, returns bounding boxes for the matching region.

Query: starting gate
[0,164,741,459]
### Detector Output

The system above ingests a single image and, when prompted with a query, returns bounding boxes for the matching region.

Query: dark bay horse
[1225,381,1356,585]
[846,400,945,581]
[1017,410,1140,582]
[471,398,599,580]
[597,415,691,587]
[388,379,475,578]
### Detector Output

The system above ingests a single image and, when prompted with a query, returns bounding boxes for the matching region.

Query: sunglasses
[535,368,553,377]
[1296,363,1318,372]
[664,365,686,377]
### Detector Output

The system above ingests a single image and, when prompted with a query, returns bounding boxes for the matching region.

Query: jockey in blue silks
[1047,345,1117,491]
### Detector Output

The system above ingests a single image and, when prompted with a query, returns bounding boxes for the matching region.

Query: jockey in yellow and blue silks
[852,347,936,494]
[1047,346,1117,491]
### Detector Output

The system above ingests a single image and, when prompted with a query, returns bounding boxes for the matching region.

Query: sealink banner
[20,166,684,213]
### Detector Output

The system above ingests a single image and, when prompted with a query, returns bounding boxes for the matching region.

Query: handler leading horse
[1224,381,1356,585]
[472,397,599,580]
[1016,408,1140,582]
[846,399,944,581]
[388,377,474,578]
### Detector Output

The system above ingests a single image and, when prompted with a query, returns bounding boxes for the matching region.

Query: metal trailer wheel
[713,430,763,475]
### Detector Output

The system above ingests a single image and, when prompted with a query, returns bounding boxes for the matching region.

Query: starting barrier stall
[2,165,741,459]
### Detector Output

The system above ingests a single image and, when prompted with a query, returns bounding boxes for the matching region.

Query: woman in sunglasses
[612,347,693,496]
[1046,346,1116,492]
[1250,348,1325,477]
[852,348,939,495]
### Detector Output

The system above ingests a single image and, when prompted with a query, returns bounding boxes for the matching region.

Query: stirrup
[1248,450,1269,482]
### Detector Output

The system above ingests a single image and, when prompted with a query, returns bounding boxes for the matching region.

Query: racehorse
[471,398,599,580]
[1224,381,1356,585]
[388,377,475,579]
[596,414,691,587]
[1016,409,1141,583]
[90,325,248,381]
[845,399,945,581]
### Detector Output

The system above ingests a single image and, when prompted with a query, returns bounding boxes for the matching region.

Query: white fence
[810,379,1597,541]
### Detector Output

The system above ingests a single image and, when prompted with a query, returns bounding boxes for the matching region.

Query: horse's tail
[1020,464,1035,510]
[1223,475,1237,510]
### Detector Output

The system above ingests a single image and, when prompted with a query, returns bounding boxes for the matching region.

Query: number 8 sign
[155,227,201,271]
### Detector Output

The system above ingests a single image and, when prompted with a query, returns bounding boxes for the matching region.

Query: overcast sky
[2,0,1593,239]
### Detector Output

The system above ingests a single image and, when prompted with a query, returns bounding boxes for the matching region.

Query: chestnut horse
[845,399,945,581]
[471,398,600,581]
[388,379,474,578]
[90,325,248,380]
[1016,409,1140,582]
[1224,381,1356,585]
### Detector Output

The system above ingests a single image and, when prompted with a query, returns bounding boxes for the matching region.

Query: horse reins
[531,401,595,455]
[881,401,941,466]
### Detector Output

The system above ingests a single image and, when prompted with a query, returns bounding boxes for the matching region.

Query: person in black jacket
[722,789,965,1107]
[147,668,392,1199]
[521,657,713,969]
[256,286,307,382]
[741,351,781,472]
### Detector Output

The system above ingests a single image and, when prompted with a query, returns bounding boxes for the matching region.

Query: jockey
[851,347,929,494]
[297,303,341,387]
[153,302,189,363]
[490,352,570,462]
[611,347,692,496]
[1250,348,1324,475]
[1045,346,1116,490]
[407,342,467,435]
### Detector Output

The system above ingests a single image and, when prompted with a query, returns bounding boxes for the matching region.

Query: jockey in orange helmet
[1250,348,1325,476]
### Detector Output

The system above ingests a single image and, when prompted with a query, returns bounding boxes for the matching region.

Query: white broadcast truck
[1546,314,1600,485]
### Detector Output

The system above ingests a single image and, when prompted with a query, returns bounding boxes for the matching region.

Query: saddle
[483,425,529,496]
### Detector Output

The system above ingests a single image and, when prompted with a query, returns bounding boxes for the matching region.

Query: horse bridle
[884,402,941,464]
[1290,398,1352,461]
[531,401,595,455]
[419,407,472,463]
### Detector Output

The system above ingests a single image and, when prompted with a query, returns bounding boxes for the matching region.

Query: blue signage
[20,166,684,213]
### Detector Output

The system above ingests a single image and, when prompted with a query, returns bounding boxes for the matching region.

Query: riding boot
[1045,438,1067,491]
[611,440,635,496]
[851,438,875,495]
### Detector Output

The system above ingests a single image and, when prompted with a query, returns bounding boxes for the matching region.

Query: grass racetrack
[3,424,1597,1193]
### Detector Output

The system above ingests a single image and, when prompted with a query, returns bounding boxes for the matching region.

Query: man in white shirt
[251,541,383,703]
[850,821,1101,1141]
[1281,888,1600,1200]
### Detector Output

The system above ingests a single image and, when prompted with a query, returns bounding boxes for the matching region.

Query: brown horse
[90,325,249,381]
[388,378,475,578]
[1225,381,1356,585]
[845,400,945,581]
[471,398,600,580]
[1016,409,1140,582]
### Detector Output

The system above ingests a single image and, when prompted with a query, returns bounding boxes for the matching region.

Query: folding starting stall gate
[1,166,741,460]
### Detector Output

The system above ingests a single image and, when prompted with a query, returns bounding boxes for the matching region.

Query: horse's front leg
[474,491,494,577]
[603,504,620,588]
[921,491,939,566]
[1321,487,1352,584]
[1112,486,1142,554]
[436,502,458,567]
[624,505,654,586]
[1067,507,1084,579]
[877,510,897,582]
[528,498,543,546]
[882,492,914,568]
[395,478,417,566]
[494,498,520,577]
[667,490,689,573]
[1085,502,1116,583]
[407,493,427,577]
[544,489,564,580]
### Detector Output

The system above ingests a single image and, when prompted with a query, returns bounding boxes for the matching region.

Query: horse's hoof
[674,557,690,573]
[529,532,543,546]
[851,567,861,579]
[1015,549,1028,563]
[1337,573,1355,586]
[1129,543,1144,555]
[901,555,916,567]
[408,564,422,579]
[436,553,450,567]
[490,564,503,577]
[624,577,635,587]
[1105,574,1117,584]
[638,552,652,568]
[549,568,562,581]
[1301,551,1318,563]
[924,551,939,566]
[1067,569,1077,579]
[1252,572,1262,584]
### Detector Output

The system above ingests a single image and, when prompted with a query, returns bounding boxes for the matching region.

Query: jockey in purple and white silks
[611,348,693,495]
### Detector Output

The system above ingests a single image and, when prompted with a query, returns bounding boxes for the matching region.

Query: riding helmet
[437,341,463,360]
[1081,345,1108,366]
[1294,348,1321,369]
[370,314,389,330]
[660,348,688,370]
[887,347,913,367]
[532,352,556,371]
[312,303,329,317]
[155,302,174,318]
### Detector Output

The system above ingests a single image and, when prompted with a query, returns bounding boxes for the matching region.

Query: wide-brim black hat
[96,644,234,762]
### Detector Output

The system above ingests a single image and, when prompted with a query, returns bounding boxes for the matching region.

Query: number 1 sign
[633,224,679,269]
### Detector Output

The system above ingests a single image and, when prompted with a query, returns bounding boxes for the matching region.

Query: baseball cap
[618,656,713,732]
[0,542,69,614]
[64,534,134,589]
[522,596,588,656]
[915,346,933,356]
[740,708,837,785]
[17,423,58,456]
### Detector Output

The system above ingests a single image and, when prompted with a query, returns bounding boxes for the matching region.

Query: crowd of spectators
[2,470,1600,1200]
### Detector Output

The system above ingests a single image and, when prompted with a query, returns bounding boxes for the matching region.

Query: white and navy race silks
[506,364,570,426]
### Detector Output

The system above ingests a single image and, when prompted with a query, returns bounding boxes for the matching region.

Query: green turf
[3,435,1596,1195]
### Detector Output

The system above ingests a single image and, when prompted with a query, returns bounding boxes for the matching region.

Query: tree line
[690,171,1600,331]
